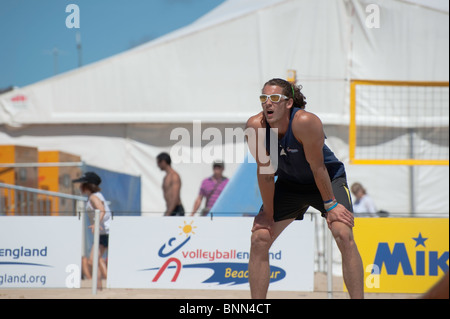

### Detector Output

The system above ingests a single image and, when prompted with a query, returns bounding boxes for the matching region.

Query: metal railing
[0,162,83,168]
[0,182,86,216]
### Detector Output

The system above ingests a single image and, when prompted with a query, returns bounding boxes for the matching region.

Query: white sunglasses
[259,94,289,103]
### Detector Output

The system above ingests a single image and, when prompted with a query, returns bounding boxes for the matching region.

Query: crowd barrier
[107,216,315,291]
[353,217,449,294]
[0,216,82,288]
[0,215,448,295]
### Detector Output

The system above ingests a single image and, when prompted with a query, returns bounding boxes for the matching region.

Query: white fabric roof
[0,0,448,126]
[402,0,449,12]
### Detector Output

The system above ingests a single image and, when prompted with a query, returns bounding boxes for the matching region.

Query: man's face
[351,187,364,199]
[261,85,292,124]
[213,166,224,177]
[157,159,166,171]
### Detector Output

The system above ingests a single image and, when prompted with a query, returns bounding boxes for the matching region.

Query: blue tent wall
[84,165,141,216]
[209,155,261,217]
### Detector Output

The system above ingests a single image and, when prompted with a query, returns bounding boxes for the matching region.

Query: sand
[0,273,420,299]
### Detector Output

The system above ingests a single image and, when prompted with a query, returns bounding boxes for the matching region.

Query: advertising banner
[107,217,315,291]
[0,216,82,288]
[353,218,449,294]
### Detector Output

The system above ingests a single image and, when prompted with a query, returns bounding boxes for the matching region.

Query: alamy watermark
[64,4,380,32]
[169,121,278,175]
[365,4,380,29]
[65,264,81,288]
[365,264,381,289]
[66,4,80,29]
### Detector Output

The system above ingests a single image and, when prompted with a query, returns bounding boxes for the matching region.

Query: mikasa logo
[372,233,448,276]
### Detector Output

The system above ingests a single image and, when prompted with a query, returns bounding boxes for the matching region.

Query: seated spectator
[351,182,378,217]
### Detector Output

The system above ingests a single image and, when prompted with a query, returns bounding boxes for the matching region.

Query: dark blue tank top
[265,108,345,184]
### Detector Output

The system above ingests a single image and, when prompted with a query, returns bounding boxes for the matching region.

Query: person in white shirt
[73,171,111,289]
[351,182,377,217]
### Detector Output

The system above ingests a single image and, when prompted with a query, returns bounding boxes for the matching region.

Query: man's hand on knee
[252,210,275,238]
[326,203,354,229]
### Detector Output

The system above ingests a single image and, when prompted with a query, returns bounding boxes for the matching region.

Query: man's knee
[331,223,355,249]
[251,229,272,252]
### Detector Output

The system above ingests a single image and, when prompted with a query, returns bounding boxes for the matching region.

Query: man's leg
[249,218,294,299]
[330,221,364,299]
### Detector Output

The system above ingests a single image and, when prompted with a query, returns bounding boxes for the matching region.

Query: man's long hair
[263,78,307,109]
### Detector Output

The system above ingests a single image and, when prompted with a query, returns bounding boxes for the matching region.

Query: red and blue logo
[141,221,286,286]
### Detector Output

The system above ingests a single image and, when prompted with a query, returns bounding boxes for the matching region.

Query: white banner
[107,217,314,291]
[0,217,82,288]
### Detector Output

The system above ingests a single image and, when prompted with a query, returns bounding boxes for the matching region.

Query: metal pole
[14,190,18,215]
[79,201,87,258]
[25,191,29,215]
[76,31,83,67]
[408,128,415,216]
[53,47,59,75]
[0,162,83,168]
[314,214,321,272]
[92,209,100,295]
[0,182,86,201]
[0,190,4,215]
[327,228,333,299]
[33,193,37,215]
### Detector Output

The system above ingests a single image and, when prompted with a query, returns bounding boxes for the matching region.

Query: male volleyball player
[246,78,364,299]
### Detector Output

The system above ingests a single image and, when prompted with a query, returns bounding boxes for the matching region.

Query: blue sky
[0,0,226,89]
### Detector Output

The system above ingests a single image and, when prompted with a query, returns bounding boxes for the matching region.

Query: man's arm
[292,112,354,229]
[191,194,203,216]
[164,173,181,216]
[246,113,275,235]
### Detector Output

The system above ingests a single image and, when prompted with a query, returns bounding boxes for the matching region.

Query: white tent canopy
[1,0,448,215]
[1,0,448,126]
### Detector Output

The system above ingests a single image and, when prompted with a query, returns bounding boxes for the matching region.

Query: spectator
[191,161,229,216]
[351,182,377,216]
[73,171,111,290]
[157,152,184,216]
